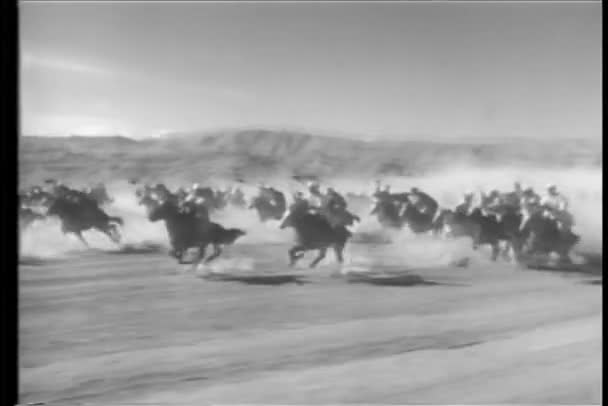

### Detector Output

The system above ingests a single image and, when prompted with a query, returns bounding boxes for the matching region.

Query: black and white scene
[18,1,602,404]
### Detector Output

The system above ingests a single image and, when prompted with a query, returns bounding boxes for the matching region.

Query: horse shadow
[198,272,310,286]
[19,256,48,266]
[343,271,457,287]
[106,242,165,255]
[524,251,603,277]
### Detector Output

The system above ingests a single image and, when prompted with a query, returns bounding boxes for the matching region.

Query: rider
[288,191,312,215]
[180,193,210,222]
[520,186,541,208]
[229,185,246,207]
[321,187,357,228]
[374,184,392,202]
[306,181,324,210]
[480,189,501,217]
[500,182,524,212]
[518,187,543,232]
[540,184,573,233]
[324,187,348,211]
[455,191,475,216]
[408,187,439,218]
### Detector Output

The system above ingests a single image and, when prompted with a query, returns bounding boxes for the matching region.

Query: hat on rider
[546,184,557,192]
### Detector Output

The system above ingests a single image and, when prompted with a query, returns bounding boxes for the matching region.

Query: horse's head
[279,208,296,229]
[146,199,176,222]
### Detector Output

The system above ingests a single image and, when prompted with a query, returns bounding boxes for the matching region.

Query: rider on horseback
[540,184,573,234]
[306,181,324,209]
[455,191,475,215]
[500,182,524,212]
[480,189,502,217]
[408,187,439,218]
[180,183,211,221]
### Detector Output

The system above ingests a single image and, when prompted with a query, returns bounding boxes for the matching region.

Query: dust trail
[333,166,602,273]
[19,166,601,267]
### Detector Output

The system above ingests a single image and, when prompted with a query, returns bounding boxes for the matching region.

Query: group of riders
[372,180,573,236]
[19,176,579,266]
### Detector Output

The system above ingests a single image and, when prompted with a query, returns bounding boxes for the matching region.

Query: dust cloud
[19,166,601,270]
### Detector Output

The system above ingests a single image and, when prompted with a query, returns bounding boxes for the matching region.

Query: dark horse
[516,211,580,264]
[399,201,443,235]
[145,199,245,264]
[250,191,287,222]
[370,198,406,229]
[45,197,123,246]
[279,208,351,268]
[441,208,509,261]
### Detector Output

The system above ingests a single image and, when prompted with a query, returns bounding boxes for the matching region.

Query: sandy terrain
[19,241,602,405]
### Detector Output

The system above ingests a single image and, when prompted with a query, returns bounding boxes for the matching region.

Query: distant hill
[18,129,602,185]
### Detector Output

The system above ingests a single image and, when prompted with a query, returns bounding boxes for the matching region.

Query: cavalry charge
[19,178,579,267]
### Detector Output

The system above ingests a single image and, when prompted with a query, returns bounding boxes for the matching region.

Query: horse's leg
[99,224,120,244]
[500,241,512,261]
[333,244,345,264]
[75,231,89,247]
[288,246,304,267]
[309,247,327,268]
[169,248,183,262]
[490,242,500,261]
[204,244,223,263]
[192,244,207,271]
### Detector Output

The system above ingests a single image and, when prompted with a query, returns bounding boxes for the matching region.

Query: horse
[441,208,506,261]
[45,197,123,246]
[369,198,406,229]
[399,201,439,234]
[144,199,245,264]
[249,191,287,222]
[516,211,580,264]
[279,208,351,268]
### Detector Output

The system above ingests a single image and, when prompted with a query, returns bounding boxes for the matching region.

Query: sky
[20,1,601,141]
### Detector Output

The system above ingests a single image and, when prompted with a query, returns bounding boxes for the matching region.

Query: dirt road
[19,243,602,404]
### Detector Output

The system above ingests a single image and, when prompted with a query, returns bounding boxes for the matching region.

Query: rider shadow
[197,272,311,286]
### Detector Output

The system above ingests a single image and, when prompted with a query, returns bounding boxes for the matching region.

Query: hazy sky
[20,1,601,140]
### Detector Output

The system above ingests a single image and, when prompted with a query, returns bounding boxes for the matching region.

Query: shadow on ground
[19,256,49,266]
[525,251,603,277]
[198,272,310,286]
[343,271,453,287]
[108,242,165,255]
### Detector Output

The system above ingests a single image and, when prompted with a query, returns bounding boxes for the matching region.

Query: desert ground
[18,136,603,404]
[19,235,602,405]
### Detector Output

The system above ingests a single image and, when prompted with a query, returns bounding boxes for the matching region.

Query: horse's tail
[108,216,124,226]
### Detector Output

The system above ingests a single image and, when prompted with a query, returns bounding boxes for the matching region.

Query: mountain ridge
[19,129,602,185]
